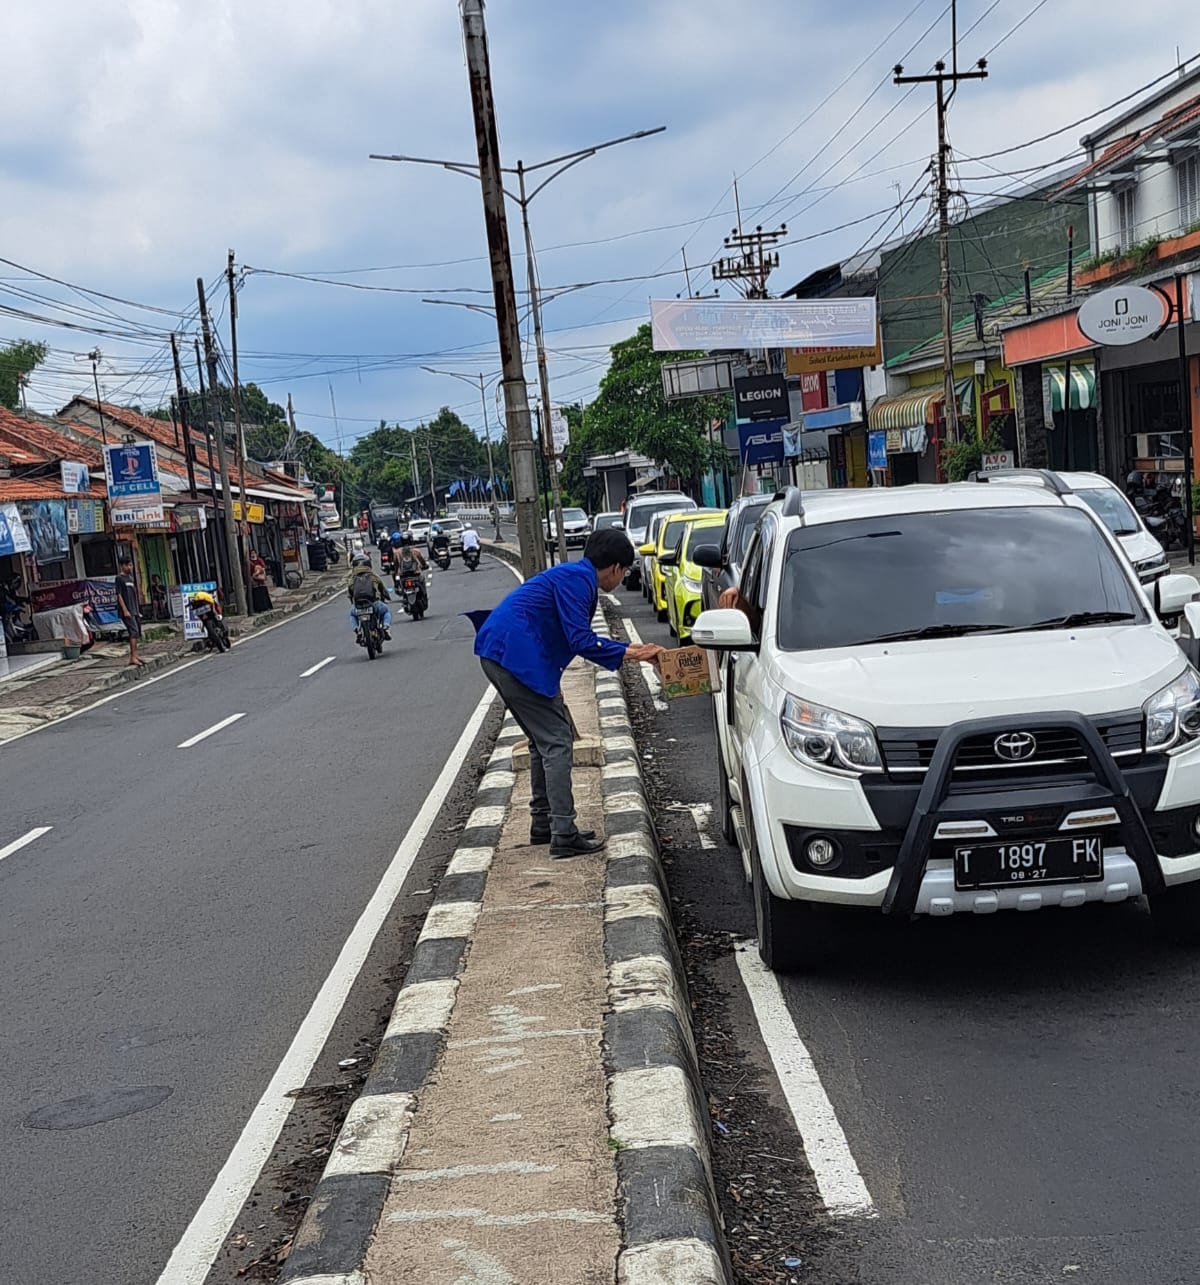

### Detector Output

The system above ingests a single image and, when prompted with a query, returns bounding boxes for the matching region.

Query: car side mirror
[1155,573,1199,618]
[659,550,679,567]
[691,607,756,651]
[691,543,722,569]
[638,542,655,556]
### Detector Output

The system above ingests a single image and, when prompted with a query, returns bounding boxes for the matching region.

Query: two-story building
[1001,62,1200,493]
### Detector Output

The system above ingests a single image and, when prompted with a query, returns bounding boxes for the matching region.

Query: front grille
[879,711,1145,779]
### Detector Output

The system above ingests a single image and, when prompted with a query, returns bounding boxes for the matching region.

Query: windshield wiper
[1006,610,1138,633]
[860,622,1011,644]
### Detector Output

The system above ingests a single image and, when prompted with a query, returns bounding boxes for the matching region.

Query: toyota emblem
[994,731,1038,761]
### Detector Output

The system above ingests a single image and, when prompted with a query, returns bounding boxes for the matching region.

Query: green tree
[585,324,730,489]
[0,339,48,410]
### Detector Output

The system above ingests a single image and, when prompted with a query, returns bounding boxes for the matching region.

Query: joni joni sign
[651,297,877,351]
[1076,284,1169,347]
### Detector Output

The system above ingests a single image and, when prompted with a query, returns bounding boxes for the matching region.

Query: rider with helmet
[347,553,392,638]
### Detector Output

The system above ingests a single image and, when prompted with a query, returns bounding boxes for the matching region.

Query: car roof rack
[967,467,1073,498]
[773,486,805,520]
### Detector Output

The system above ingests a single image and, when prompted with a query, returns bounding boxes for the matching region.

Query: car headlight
[781,695,883,774]
[682,574,702,593]
[1144,667,1200,751]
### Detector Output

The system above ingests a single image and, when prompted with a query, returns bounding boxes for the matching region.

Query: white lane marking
[0,826,52,865]
[670,802,716,849]
[0,592,342,753]
[176,713,246,749]
[154,682,497,1285]
[622,618,668,711]
[299,656,336,678]
[734,944,876,1218]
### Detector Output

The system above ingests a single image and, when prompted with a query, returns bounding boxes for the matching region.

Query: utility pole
[88,350,109,444]
[194,338,222,588]
[410,431,422,508]
[458,0,544,577]
[169,333,198,499]
[227,250,254,603]
[712,220,789,299]
[517,159,567,558]
[197,277,248,616]
[421,425,437,516]
[285,394,299,463]
[894,52,988,445]
[329,383,346,526]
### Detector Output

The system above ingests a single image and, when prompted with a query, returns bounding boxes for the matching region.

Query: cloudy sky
[1,0,1194,452]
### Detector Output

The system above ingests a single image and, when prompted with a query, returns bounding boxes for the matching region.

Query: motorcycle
[354,601,386,659]
[394,571,430,622]
[463,546,481,572]
[190,597,230,653]
[323,537,341,566]
[431,541,452,571]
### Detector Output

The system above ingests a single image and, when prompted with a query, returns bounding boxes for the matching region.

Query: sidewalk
[0,567,346,743]
[281,612,730,1284]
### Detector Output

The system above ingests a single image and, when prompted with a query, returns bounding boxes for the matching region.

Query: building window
[1116,185,1137,249]
[1178,153,1200,232]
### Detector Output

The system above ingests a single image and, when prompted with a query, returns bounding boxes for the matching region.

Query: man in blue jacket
[475,528,663,857]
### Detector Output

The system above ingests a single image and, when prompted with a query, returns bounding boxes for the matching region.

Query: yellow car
[640,511,709,623]
[664,512,726,641]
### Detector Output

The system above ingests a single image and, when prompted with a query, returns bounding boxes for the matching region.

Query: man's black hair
[584,527,635,569]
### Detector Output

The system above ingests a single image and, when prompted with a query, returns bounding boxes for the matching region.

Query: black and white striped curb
[280,712,522,1285]
[594,609,732,1285]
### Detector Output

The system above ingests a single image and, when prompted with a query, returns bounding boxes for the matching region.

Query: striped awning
[868,387,943,431]
[1047,364,1096,413]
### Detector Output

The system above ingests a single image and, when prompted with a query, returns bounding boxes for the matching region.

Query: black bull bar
[881,711,1165,916]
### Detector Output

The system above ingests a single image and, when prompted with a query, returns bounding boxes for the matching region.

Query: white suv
[692,472,1200,972]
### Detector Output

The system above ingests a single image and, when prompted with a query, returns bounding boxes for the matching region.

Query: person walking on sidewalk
[114,556,143,667]
[474,528,663,858]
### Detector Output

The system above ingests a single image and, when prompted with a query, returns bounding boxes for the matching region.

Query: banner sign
[737,418,786,466]
[66,497,105,534]
[16,499,69,565]
[550,407,570,454]
[785,331,883,375]
[734,374,790,422]
[783,426,803,459]
[103,440,164,526]
[652,297,877,351]
[60,461,91,494]
[29,576,120,625]
[181,581,218,642]
[868,431,889,470]
[232,500,266,524]
[171,504,208,533]
[0,501,32,556]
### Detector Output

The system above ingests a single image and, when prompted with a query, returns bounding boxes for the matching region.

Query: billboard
[17,499,69,565]
[0,502,32,556]
[103,440,164,526]
[60,461,91,494]
[734,374,790,423]
[651,297,876,351]
[737,419,786,466]
[785,331,883,375]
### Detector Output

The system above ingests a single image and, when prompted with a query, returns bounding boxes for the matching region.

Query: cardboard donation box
[657,645,720,700]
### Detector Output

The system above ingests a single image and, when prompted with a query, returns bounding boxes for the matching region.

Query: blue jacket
[474,560,627,697]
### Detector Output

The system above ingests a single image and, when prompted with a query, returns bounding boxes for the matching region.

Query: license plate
[954,834,1104,890]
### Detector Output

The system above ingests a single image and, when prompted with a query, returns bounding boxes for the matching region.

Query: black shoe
[550,833,607,859]
[531,826,595,845]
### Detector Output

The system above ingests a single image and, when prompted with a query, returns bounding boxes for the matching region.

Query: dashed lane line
[0,826,52,865]
[734,943,876,1219]
[177,713,246,749]
[300,656,336,678]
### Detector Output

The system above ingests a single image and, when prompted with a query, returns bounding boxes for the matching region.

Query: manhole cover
[24,1086,173,1131]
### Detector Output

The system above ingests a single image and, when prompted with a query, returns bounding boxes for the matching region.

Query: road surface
[0,552,515,1285]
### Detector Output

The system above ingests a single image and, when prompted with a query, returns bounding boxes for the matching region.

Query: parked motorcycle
[463,546,481,572]
[323,537,341,566]
[190,596,230,653]
[354,602,386,659]
[395,571,430,622]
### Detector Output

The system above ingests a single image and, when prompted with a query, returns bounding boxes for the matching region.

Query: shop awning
[1047,364,1096,413]
[868,387,942,431]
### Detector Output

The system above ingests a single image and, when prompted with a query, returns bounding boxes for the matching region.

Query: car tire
[747,794,837,973]
[718,754,737,847]
[657,606,668,623]
[1150,881,1200,945]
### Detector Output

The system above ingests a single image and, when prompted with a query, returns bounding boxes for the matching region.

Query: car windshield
[776,506,1146,652]
[683,524,724,567]
[594,514,622,530]
[1075,487,1141,537]
[440,519,463,531]
[661,520,692,552]
[563,508,587,522]
[631,499,692,531]
[732,502,770,561]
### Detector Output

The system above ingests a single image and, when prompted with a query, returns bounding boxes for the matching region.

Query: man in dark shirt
[475,528,663,857]
[114,556,143,666]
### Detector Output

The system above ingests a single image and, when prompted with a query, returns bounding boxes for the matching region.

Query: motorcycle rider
[347,553,392,639]
[395,534,429,615]
[462,524,481,553]
[430,525,451,565]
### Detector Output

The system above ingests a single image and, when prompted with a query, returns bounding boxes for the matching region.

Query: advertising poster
[103,440,164,526]
[0,502,32,556]
[16,499,69,564]
[180,581,218,641]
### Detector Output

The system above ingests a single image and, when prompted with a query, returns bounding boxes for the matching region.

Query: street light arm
[506,126,666,177]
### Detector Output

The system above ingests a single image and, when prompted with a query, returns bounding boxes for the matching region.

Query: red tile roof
[0,476,106,501]
[0,407,105,468]
[1055,92,1200,195]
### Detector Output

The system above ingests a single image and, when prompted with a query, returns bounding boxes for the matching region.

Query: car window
[734,501,770,561]
[630,497,694,531]
[776,506,1147,652]
[563,508,587,522]
[683,523,724,567]
[594,514,622,530]
[1075,488,1141,537]
[661,519,691,553]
